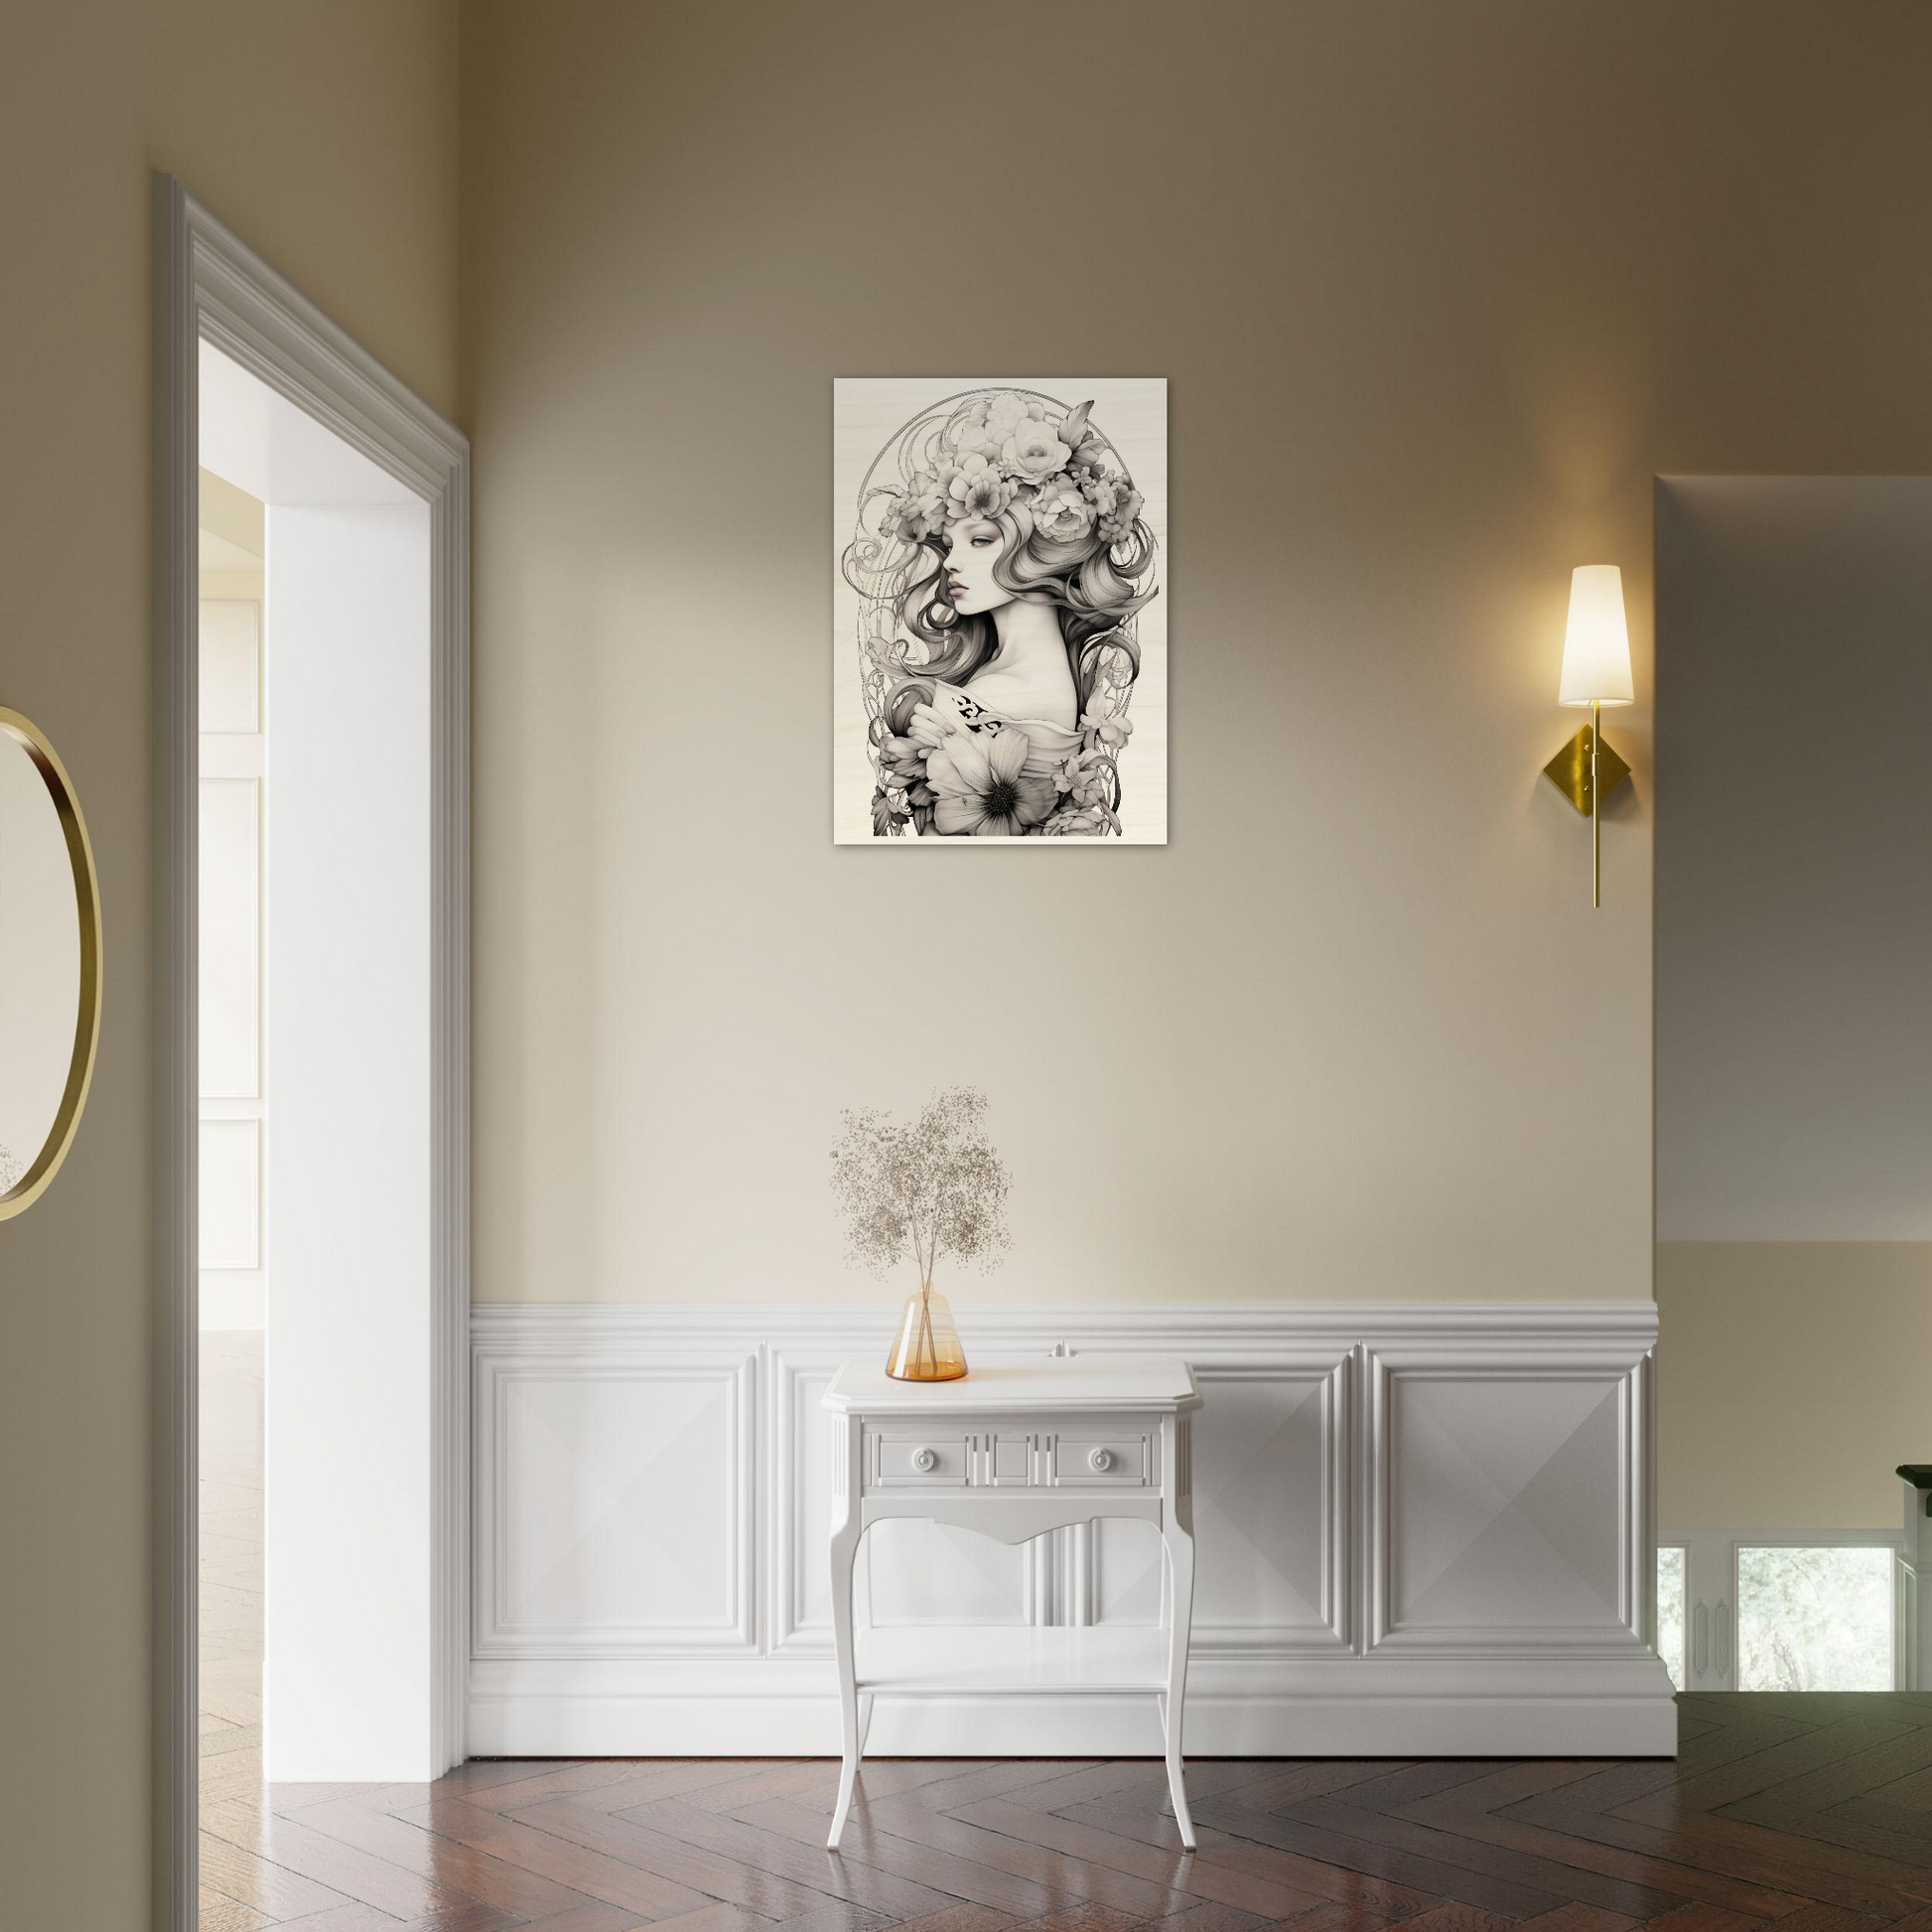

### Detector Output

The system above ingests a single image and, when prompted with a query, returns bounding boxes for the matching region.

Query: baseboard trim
[469,1689,1676,1759]
[468,1655,1674,1758]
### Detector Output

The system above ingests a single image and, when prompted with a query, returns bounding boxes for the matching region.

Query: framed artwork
[833,378,1167,842]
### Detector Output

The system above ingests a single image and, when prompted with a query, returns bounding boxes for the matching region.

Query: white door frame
[151,174,471,1931]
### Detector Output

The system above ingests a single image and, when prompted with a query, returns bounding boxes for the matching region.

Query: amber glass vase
[886,1286,967,1381]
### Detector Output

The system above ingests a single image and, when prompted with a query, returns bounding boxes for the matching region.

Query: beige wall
[462,0,1932,1308]
[1658,1244,1932,1530]
[0,3,457,1922]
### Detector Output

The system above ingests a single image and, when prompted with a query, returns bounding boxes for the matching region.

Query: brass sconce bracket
[1543,723,1630,815]
[1544,713,1630,908]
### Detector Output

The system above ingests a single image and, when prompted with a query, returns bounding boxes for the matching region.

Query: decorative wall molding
[470,1302,1673,1757]
[154,173,471,1931]
[1901,1502,1924,1694]
[474,1334,757,1656]
[1367,1340,1650,1655]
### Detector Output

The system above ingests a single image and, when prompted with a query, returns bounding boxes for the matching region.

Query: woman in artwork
[844,390,1157,837]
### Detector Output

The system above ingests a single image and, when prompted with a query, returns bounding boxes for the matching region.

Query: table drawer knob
[1088,1448,1113,1473]
[911,1447,937,1473]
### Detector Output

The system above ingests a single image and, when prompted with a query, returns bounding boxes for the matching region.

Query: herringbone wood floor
[199,1341,1932,1932]
[196,1701,1932,1932]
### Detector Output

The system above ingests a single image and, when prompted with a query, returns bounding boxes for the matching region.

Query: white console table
[823,1354,1203,1851]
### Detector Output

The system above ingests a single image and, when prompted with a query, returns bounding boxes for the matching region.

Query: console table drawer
[865,1430,971,1487]
[1051,1432,1155,1486]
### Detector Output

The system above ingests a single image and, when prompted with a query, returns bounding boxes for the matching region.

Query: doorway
[154,177,471,1931]
[1653,474,1932,1698]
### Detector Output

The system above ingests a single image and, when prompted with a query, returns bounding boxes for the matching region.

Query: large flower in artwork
[937,453,1014,521]
[924,727,1058,837]
[1002,423,1071,484]
[972,391,1036,447]
[890,470,948,543]
[1030,477,1095,543]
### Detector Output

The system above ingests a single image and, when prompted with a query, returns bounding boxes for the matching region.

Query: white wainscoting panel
[769,1347,843,1653]
[469,1305,1674,1758]
[1369,1341,1646,1653]
[1188,1349,1350,1650]
[474,1318,755,1657]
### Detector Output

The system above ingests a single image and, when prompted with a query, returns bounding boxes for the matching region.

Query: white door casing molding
[1902,1473,1930,1693]
[153,175,471,1932]
[470,1303,1673,1759]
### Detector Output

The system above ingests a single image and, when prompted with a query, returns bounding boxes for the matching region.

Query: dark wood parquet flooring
[196,1698,1932,1932]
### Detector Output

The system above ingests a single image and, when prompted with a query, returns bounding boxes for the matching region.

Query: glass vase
[886,1286,967,1381]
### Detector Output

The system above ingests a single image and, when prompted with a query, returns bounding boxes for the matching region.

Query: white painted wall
[203,339,438,1780]
[263,496,433,1778]
[199,546,268,1331]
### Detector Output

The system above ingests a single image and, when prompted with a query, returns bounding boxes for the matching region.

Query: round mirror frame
[0,706,103,1220]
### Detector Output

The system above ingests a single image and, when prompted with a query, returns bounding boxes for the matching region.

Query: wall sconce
[1543,564,1634,908]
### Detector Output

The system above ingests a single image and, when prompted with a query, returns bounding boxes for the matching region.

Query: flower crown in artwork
[877,391,1146,552]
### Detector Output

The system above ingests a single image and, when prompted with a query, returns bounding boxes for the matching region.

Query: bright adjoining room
[195,334,442,1818]
[5,6,1932,1932]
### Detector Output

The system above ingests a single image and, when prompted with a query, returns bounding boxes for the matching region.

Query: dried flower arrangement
[830,1085,1012,1381]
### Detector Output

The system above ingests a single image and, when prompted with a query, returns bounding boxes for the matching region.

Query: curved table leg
[1162,1506,1196,1850]
[827,1515,863,1849]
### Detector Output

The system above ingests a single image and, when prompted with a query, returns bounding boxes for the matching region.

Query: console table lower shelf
[823,1354,1204,1852]
[856,1625,1174,1694]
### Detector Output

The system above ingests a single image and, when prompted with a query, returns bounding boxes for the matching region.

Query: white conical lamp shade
[1558,564,1635,707]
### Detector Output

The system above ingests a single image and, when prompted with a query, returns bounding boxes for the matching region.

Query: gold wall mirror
[0,706,102,1218]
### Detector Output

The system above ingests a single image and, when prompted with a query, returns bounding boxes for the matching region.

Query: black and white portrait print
[834,378,1167,842]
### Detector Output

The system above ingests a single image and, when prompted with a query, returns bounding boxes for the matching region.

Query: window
[1656,1546,1687,1691]
[1736,1545,1892,1691]
[1658,1534,1897,1691]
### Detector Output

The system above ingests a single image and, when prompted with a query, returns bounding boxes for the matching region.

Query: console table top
[825,1352,1202,1415]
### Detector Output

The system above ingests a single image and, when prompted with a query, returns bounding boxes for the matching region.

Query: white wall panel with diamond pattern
[1189,1348,1350,1650]
[474,1324,756,1656]
[1369,1340,1645,1653]
[469,1305,1672,1756]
